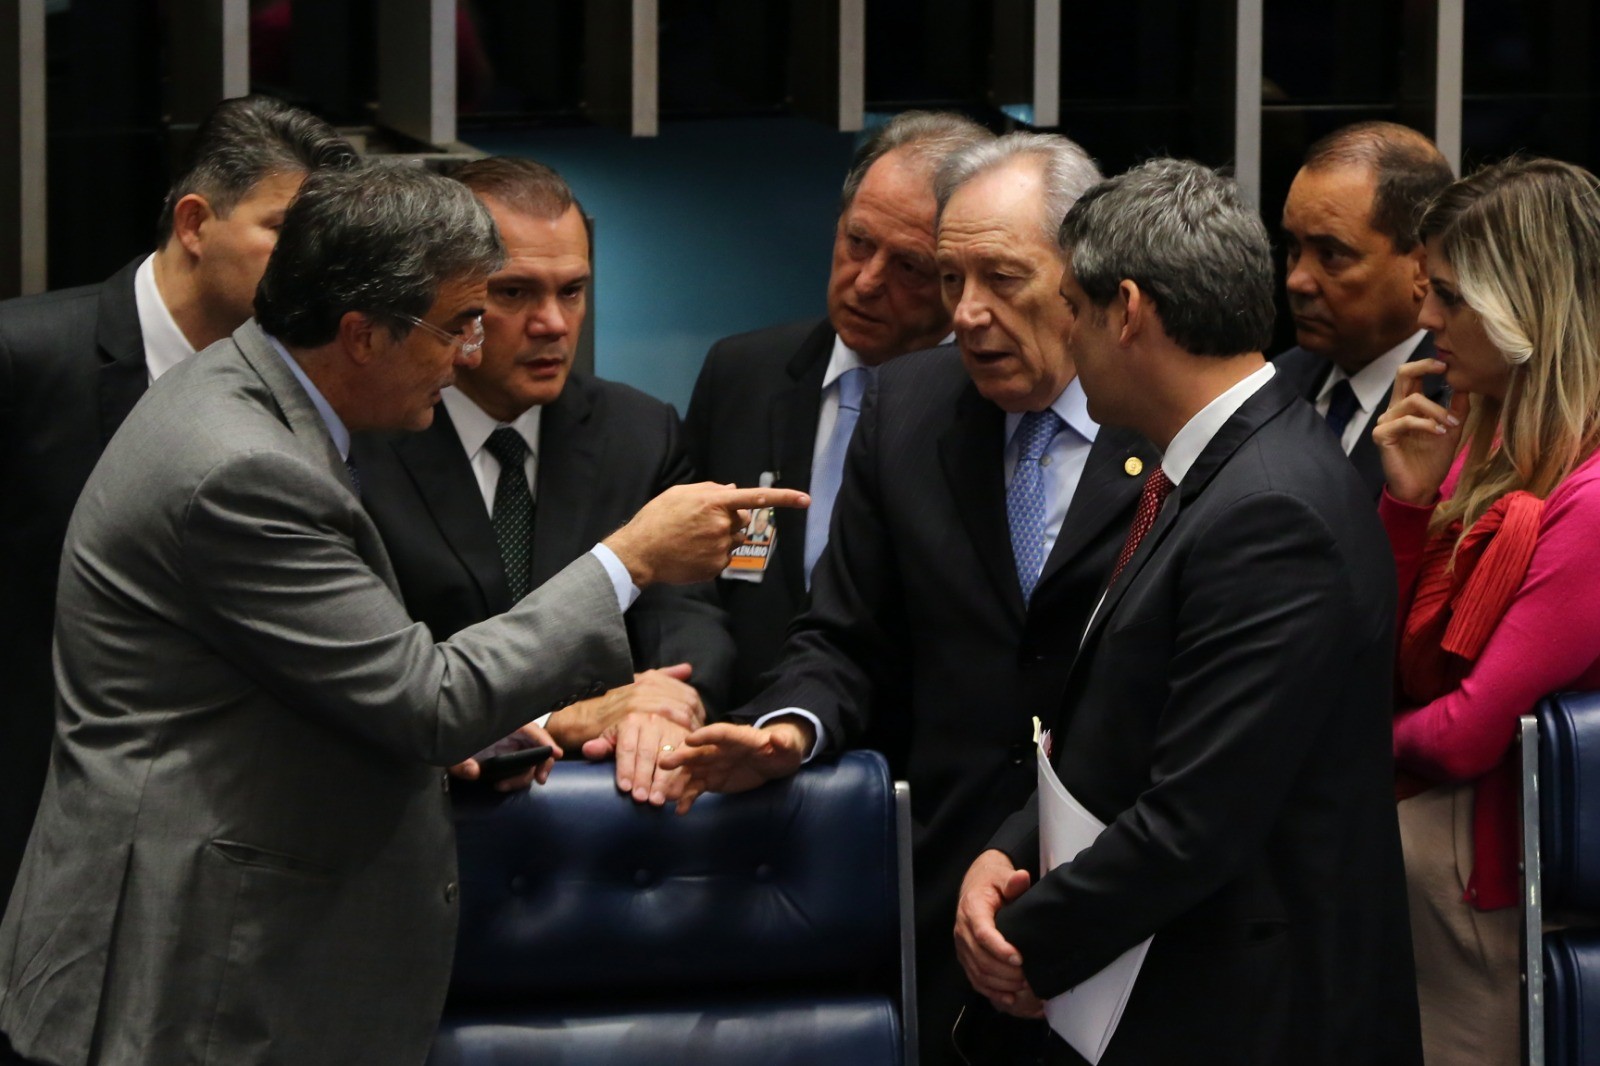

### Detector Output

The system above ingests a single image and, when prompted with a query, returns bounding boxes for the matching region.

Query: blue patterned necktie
[485,427,535,601]
[1007,409,1065,604]
[805,366,874,588]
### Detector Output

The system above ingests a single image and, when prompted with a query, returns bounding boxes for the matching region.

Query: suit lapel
[938,383,1024,620]
[1077,375,1298,654]
[1349,334,1440,489]
[1035,425,1152,594]
[391,406,512,613]
[531,375,603,587]
[96,258,150,446]
[770,320,833,601]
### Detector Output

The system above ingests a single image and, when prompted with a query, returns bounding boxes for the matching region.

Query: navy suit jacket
[0,257,148,918]
[1271,334,1443,496]
[991,374,1422,1065]
[352,372,734,712]
[737,345,1159,1061]
[684,318,834,705]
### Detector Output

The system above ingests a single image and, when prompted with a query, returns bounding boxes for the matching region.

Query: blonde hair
[1418,158,1600,537]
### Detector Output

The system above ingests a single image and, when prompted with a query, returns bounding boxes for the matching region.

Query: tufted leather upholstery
[429,751,909,1065]
[1538,691,1600,911]
[1544,928,1600,1065]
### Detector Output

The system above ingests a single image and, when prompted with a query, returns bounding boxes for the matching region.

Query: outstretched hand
[603,482,809,587]
[656,720,814,814]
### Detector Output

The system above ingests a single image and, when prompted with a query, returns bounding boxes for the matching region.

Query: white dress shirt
[132,254,196,383]
[439,386,542,514]
[1312,330,1426,455]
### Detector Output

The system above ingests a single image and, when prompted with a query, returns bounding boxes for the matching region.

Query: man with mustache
[354,158,733,793]
[1275,121,1453,496]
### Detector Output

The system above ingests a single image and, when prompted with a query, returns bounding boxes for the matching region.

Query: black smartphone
[476,745,555,783]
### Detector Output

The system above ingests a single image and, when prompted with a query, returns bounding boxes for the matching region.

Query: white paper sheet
[1032,722,1151,1064]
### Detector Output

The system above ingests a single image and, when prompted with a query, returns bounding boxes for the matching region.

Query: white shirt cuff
[753,708,826,763]
[589,544,642,612]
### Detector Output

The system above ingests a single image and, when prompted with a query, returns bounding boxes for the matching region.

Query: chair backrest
[1522,692,1600,1066]
[1538,691,1600,911]
[435,751,914,1066]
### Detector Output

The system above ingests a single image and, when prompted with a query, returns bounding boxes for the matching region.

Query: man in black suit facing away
[0,96,354,917]
[354,158,734,800]
[685,111,992,706]
[663,133,1160,1064]
[957,160,1421,1065]
[1275,121,1453,494]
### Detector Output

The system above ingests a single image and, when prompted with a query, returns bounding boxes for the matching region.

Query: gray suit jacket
[0,321,633,1066]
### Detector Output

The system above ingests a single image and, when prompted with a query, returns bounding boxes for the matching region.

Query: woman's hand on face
[1373,359,1472,506]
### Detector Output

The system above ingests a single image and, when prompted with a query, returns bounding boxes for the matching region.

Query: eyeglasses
[398,313,485,356]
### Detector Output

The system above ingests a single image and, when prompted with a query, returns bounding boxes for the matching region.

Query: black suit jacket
[991,374,1421,1065]
[683,318,833,705]
[739,346,1158,1061]
[1272,334,1442,496]
[0,258,147,918]
[352,372,734,711]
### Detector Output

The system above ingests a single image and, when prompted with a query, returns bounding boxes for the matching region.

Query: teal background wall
[471,117,859,412]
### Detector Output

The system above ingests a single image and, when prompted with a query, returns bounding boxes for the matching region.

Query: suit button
[1009,743,1028,766]
[441,772,450,793]
[444,882,459,904]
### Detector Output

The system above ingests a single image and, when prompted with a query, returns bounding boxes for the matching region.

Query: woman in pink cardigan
[1375,157,1600,1064]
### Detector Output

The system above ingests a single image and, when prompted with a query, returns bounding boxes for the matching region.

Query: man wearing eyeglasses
[353,158,734,802]
[0,163,803,1066]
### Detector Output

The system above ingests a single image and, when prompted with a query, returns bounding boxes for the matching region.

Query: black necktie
[343,458,361,495]
[484,427,534,601]
[1324,378,1360,441]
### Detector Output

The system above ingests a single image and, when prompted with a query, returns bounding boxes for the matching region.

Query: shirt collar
[821,331,958,390]
[264,333,351,461]
[1161,362,1277,486]
[1004,376,1100,448]
[440,386,542,461]
[1316,330,1427,415]
[133,253,196,382]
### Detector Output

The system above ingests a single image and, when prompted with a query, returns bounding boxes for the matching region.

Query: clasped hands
[954,849,1046,1019]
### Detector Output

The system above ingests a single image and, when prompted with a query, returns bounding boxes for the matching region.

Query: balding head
[1282,122,1454,371]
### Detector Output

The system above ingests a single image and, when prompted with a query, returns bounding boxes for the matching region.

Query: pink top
[1381,447,1600,783]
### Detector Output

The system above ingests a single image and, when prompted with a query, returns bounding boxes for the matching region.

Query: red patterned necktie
[1108,468,1175,587]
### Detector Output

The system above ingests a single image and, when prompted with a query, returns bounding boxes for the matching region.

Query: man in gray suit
[0,164,804,1066]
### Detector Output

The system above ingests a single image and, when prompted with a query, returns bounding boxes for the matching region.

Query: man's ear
[336,311,384,367]
[170,194,214,258]
[1118,280,1144,346]
[1406,242,1430,303]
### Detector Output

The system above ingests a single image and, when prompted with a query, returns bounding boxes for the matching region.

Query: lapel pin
[1124,456,1143,476]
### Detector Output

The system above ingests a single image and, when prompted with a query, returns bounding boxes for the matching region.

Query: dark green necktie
[485,427,534,601]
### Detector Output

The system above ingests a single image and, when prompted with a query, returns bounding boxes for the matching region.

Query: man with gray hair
[0,94,357,920]
[0,164,805,1066]
[666,132,1159,1063]
[958,159,1420,1064]
[685,110,993,707]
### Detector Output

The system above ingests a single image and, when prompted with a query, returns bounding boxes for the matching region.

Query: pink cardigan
[1382,447,1600,785]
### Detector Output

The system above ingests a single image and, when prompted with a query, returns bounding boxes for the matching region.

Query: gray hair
[255,161,504,348]
[934,132,1103,244]
[1060,159,1274,357]
[839,110,993,214]
[156,95,357,241]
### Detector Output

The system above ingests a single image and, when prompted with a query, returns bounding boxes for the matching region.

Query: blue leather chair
[1520,691,1600,1064]
[428,751,916,1066]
